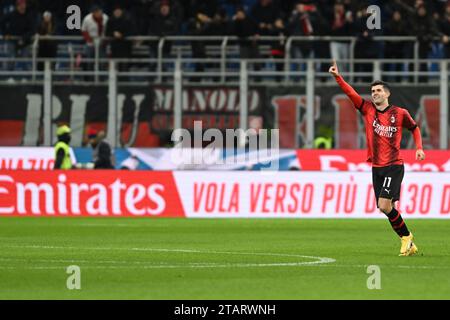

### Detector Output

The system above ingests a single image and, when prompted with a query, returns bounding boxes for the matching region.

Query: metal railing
[0,35,444,84]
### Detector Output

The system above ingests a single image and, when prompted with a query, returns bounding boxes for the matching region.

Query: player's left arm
[402,109,425,161]
[412,127,425,160]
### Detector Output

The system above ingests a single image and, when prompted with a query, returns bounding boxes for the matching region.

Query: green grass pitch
[0,217,449,299]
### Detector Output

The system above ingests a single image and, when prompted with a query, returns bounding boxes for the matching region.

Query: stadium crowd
[1,0,450,81]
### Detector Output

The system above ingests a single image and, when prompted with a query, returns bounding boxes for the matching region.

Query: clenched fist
[416,149,425,161]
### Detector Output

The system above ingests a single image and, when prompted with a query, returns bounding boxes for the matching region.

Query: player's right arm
[329,60,364,110]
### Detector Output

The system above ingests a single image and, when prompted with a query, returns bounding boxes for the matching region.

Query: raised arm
[329,60,364,109]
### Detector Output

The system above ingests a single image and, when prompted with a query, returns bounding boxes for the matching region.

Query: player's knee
[378,199,392,214]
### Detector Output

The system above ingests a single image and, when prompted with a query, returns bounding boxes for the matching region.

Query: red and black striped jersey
[357,100,417,167]
[334,75,420,167]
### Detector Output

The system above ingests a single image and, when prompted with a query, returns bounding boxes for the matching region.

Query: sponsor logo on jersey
[372,119,398,138]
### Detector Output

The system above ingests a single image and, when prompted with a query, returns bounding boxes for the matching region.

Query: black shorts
[372,164,405,206]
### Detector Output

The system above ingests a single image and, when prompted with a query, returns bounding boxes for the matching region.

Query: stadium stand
[0,0,449,83]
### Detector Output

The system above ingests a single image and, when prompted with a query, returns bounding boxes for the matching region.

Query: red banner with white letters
[0,170,184,217]
[1,170,450,218]
[296,150,450,172]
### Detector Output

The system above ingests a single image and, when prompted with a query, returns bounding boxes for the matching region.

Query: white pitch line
[1,244,335,263]
[2,244,448,270]
[129,247,336,264]
[0,244,335,268]
[0,262,332,270]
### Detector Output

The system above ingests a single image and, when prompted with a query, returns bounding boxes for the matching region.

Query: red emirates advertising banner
[0,171,184,217]
[296,150,450,172]
[1,170,450,218]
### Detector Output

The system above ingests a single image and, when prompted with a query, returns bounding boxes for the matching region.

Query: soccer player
[329,60,425,256]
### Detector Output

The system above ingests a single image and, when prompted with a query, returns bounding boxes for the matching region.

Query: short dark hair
[91,4,102,12]
[370,80,390,92]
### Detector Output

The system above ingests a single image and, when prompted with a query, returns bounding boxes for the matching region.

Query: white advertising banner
[173,172,450,218]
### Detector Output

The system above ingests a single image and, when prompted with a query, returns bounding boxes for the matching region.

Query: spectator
[269,18,287,82]
[2,0,36,59]
[88,129,115,169]
[151,0,184,24]
[36,11,57,72]
[103,0,134,15]
[231,6,260,73]
[279,0,298,18]
[106,4,132,72]
[250,0,279,36]
[188,3,229,81]
[434,0,448,16]
[208,7,231,36]
[250,0,280,76]
[186,4,216,81]
[81,5,108,44]
[329,0,354,73]
[287,2,328,76]
[384,10,412,82]
[131,0,154,35]
[35,0,64,33]
[392,0,427,16]
[0,0,16,21]
[148,0,181,76]
[430,11,445,61]
[353,7,383,82]
[410,4,442,82]
[312,2,332,76]
[440,3,450,59]
[81,5,109,79]
[206,7,232,81]
[188,0,219,22]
